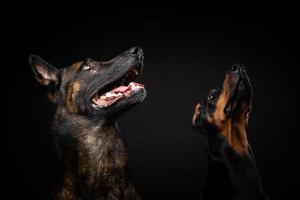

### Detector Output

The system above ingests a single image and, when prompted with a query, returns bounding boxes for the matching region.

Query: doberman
[29,47,146,200]
[192,64,269,200]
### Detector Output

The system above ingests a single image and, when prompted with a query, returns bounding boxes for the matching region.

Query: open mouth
[91,67,145,109]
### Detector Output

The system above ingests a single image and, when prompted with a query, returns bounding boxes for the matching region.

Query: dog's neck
[207,111,250,156]
[206,131,252,162]
[206,117,253,165]
[53,109,133,199]
[205,132,265,200]
[221,117,249,155]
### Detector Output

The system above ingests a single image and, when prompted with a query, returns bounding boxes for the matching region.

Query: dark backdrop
[6,3,299,200]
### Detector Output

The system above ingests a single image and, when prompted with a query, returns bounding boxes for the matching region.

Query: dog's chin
[112,89,147,113]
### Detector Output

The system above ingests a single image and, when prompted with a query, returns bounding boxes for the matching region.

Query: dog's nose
[231,64,239,73]
[230,63,246,73]
[129,47,144,59]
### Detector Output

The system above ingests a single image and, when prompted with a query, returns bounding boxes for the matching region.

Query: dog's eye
[82,65,92,71]
[208,94,215,100]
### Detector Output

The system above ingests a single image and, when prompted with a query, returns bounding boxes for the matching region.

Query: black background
[5,2,299,200]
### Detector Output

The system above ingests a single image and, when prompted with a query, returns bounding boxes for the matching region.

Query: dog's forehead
[58,61,84,86]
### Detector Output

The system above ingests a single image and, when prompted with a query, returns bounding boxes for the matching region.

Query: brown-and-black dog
[192,64,268,200]
[29,47,145,200]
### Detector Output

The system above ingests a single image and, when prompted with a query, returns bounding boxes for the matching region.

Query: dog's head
[192,64,252,139]
[29,47,146,120]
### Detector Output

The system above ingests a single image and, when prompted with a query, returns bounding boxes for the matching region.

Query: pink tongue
[111,85,129,93]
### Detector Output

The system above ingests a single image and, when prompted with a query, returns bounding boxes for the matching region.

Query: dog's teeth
[106,92,113,97]
[131,83,136,90]
[129,82,139,91]
[133,69,138,76]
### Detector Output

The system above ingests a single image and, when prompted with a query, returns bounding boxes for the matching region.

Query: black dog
[192,64,268,200]
[29,47,145,200]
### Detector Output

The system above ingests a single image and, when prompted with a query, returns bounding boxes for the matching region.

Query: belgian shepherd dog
[29,47,146,200]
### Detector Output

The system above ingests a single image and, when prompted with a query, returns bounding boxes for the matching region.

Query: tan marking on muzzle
[211,73,249,155]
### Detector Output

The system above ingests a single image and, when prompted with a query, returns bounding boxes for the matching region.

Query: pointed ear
[192,102,202,129]
[29,55,59,86]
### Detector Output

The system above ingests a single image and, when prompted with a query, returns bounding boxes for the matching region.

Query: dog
[29,47,146,200]
[192,64,268,200]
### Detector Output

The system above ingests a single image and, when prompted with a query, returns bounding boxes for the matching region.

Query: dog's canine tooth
[133,69,139,76]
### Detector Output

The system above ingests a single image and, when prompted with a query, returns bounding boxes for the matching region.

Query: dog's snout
[129,47,144,59]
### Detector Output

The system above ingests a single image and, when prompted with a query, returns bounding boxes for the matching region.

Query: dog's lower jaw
[53,114,141,200]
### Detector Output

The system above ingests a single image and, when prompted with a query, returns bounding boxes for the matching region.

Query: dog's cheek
[65,82,81,113]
